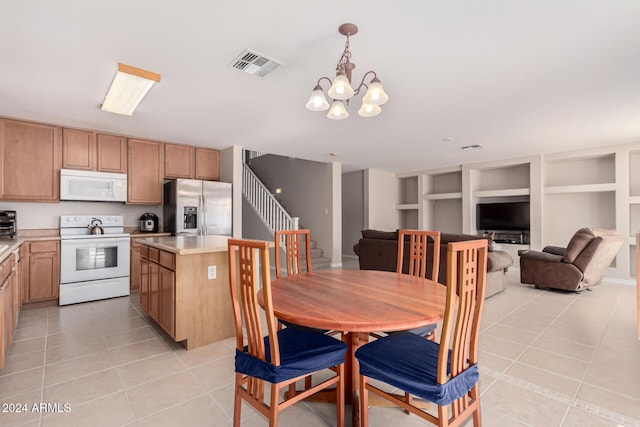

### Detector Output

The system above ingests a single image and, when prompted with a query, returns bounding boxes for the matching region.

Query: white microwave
[60,169,127,202]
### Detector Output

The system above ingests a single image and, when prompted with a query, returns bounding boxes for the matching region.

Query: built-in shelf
[543,183,616,194]
[396,203,419,210]
[473,188,530,198]
[424,192,462,200]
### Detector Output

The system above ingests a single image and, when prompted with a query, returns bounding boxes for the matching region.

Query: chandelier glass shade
[305,23,388,120]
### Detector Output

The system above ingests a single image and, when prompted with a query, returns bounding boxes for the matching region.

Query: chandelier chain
[336,35,352,72]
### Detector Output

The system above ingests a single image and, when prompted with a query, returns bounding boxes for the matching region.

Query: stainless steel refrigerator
[163,179,232,236]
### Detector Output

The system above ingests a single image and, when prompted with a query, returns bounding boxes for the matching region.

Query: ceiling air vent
[230,49,284,77]
[460,144,486,151]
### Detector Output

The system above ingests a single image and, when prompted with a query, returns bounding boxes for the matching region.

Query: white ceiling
[2,1,640,173]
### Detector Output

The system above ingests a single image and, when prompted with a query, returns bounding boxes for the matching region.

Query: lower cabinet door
[148,263,159,322]
[158,266,175,338]
[139,258,150,313]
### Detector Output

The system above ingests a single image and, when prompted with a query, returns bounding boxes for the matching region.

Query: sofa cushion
[487,250,514,272]
[563,227,596,263]
[361,229,398,240]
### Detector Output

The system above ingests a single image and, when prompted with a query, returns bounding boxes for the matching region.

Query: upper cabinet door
[127,138,163,205]
[62,128,96,171]
[0,119,62,202]
[195,148,220,181]
[164,143,194,179]
[97,133,127,173]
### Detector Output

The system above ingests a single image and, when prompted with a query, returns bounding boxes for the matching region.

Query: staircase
[242,155,331,271]
[297,229,332,271]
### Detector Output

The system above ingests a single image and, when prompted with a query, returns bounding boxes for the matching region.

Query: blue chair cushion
[386,323,437,337]
[236,327,347,384]
[279,319,329,335]
[355,332,478,406]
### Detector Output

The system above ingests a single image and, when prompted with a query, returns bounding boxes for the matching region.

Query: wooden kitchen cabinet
[62,129,127,174]
[158,265,175,337]
[62,128,96,170]
[97,133,127,173]
[139,247,176,338]
[18,245,27,305]
[139,252,149,313]
[130,239,142,292]
[128,139,164,204]
[0,252,19,370]
[0,119,62,202]
[137,238,233,350]
[165,143,194,179]
[195,148,220,181]
[24,240,60,303]
[148,262,159,322]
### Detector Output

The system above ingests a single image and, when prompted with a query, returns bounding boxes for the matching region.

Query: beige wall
[220,145,243,238]
[364,168,400,231]
[342,170,364,256]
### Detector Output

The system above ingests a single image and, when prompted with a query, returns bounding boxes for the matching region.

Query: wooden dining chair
[274,230,324,331]
[356,239,488,427]
[274,229,312,279]
[274,229,329,393]
[376,230,441,340]
[227,239,346,427]
[397,229,441,283]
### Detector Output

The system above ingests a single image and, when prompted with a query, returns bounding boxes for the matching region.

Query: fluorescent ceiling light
[101,63,160,116]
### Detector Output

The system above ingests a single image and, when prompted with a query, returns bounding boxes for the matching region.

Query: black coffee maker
[139,213,159,233]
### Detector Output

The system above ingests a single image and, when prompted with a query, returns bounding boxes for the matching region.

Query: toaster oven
[0,210,17,238]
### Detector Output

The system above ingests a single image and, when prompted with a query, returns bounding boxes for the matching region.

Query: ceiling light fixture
[101,63,161,116]
[306,23,388,120]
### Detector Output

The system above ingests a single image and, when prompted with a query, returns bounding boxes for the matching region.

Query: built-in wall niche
[474,196,530,243]
[630,205,640,239]
[398,176,418,206]
[431,199,462,233]
[431,172,462,194]
[545,153,615,187]
[630,151,640,197]
[472,163,530,194]
[543,191,616,247]
[400,209,419,229]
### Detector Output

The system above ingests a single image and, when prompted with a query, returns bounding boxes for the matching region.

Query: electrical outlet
[207,265,217,279]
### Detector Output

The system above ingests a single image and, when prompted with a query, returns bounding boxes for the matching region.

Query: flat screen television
[476,201,530,231]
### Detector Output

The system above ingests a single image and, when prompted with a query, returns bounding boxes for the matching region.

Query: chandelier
[305,23,389,120]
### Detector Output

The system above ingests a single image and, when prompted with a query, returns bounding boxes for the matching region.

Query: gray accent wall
[247,154,338,264]
[342,170,364,257]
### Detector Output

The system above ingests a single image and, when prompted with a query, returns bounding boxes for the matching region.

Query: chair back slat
[397,230,441,281]
[228,239,280,368]
[438,239,487,386]
[275,229,312,278]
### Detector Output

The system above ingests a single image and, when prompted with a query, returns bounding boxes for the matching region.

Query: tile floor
[1,263,639,427]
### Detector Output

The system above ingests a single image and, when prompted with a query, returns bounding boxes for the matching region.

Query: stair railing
[242,162,299,233]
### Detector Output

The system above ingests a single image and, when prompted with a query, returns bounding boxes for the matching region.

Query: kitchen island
[136,235,235,350]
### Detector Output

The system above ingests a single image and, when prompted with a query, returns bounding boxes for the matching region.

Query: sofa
[353,229,514,298]
[518,227,624,292]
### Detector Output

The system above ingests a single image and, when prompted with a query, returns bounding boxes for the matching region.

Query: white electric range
[59,215,130,305]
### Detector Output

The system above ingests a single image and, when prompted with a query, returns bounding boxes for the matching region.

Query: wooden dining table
[259,269,449,427]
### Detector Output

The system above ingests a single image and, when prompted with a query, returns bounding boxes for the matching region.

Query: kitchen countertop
[0,233,61,263]
[130,232,172,238]
[135,235,233,255]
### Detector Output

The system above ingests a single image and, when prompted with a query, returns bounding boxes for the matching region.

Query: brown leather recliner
[518,227,624,291]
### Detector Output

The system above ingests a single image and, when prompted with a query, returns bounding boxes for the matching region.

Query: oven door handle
[61,236,131,245]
